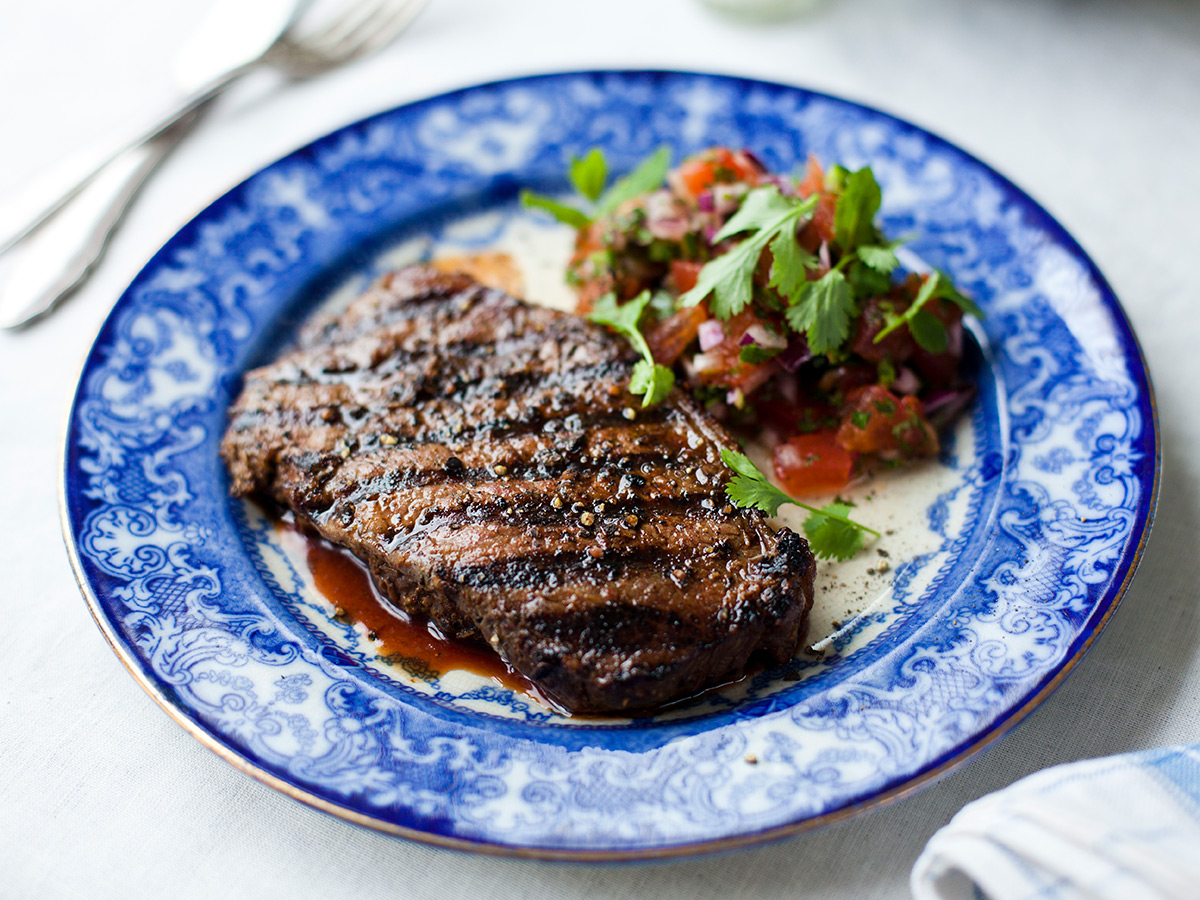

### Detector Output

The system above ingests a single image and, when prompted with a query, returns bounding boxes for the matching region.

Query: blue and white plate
[62,71,1158,859]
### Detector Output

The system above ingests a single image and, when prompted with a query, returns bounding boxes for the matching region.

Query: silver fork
[0,0,430,330]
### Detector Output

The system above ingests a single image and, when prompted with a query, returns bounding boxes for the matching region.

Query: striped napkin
[911,745,1200,900]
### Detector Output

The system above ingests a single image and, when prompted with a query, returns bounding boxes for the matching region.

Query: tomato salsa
[528,147,981,498]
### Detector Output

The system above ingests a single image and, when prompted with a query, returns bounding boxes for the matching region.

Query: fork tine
[344,0,430,57]
[301,0,392,51]
[307,0,429,62]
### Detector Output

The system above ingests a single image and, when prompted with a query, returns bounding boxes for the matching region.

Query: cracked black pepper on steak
[220,266,815,713]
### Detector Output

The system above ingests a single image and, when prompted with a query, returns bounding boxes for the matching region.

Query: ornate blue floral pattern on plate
[62,71,1158,859]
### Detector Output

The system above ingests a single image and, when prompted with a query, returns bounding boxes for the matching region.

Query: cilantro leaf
[846,258,894,299]
[680,188,817,319]
[588,290,653,358]
[648,289,678,320]
[588,291,676,406]
[721,449,794,516]
[739,344,783,365]
[930,272,985,319]
[768,228,817,302]
[595,146,671,216]
[856,243,899,274]
[873,270,983,349]
[803,502,867,561]
[834,167,883,252]
[908,307,948,353]
[720,450,879,559]
[713,185,798,242]
[784,269,856,355]
[569,149,607,201]
[680,241,759,318]
[630,359,675,406]
[519,190,591,229]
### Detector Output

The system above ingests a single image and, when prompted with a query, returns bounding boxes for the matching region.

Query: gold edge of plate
[56,363,1163,862]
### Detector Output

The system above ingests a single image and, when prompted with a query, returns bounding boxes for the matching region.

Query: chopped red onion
[765,174,797,196]
[922,386,976,429]
[739,148,767,172]
[777,336,814,372]
[698,320,725,351]
[713,183,748,216]
[818,241,832,270]
[740,324,788,350]
[691,350,722,373]
[947,319,963,357]
[892,366,921,395]
[778,375,799,405]
[645,191,691,242]
[696,190,715,213]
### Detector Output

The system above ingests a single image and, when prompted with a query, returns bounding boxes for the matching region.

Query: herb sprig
[874,270,984,352]
[679,187,819,320]
[587,290,676,406]
[521,147,672,228]
[678,167,920,356]
[720,449,879,561]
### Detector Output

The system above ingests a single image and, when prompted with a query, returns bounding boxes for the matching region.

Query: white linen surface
[912,745,1200,900]
[2,2,1199,899]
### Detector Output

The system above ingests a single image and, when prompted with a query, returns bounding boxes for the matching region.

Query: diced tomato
[645,305,707,365]
[795,157,837,251]
[850,296,917,364]
[669,259,704,294]
[795,156,824,197]
[799,193,837,253]
[836,385,938,459]
[817,362,879,400]
[774,431,856,497]
[676,148,762,198]
[756,389,840,441]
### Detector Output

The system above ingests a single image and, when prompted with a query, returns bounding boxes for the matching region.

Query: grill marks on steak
[222,266,815,713]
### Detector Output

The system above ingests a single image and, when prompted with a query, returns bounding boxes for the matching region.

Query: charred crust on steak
[221,265,816,713]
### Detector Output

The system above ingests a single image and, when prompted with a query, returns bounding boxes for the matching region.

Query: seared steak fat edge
[221,266,816,713]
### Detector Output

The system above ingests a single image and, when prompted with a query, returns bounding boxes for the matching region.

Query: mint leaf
[520,190,590,229]
[834,167,882,252]
[569,149,607,201]
[803,502,868,561]
[785,269,856,354]
[630,359,675,406]
[596,146,671,216]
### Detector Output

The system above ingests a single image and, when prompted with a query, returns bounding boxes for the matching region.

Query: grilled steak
[222,266,815,713]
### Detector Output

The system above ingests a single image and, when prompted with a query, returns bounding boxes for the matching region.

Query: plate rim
[59,68,1162,861]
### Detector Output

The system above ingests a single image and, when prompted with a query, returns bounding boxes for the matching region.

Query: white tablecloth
[2,1,1198,897]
